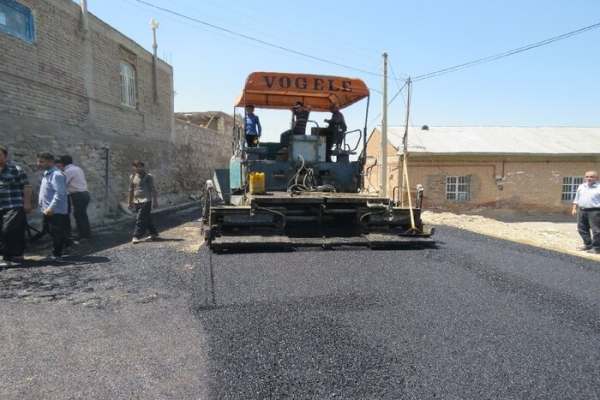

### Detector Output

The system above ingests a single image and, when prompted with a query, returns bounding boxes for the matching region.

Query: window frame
[119,61,137,109]
[446,175,471,202]
[0,0,35,43]
[561,176,583,202]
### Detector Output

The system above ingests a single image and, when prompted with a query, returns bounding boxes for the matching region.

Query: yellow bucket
[248,172,266,194]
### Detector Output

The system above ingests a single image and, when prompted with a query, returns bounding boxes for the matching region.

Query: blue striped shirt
[39,167,68,215]
[245,113,262,136]
[0,162,29,210]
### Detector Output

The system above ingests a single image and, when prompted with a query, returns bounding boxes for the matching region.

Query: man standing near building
[0,146,32,267]
[572,170,600,254]
[56,155,91,240]
[244,105,262,147]
[37,152,69,261]
[128,160,159,244]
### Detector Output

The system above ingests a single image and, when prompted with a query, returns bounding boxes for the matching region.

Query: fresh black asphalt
[1,208,599,399]
[194,228,600,399]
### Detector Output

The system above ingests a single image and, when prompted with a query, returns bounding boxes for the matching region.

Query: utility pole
[150,18,159,104]
[401,77,416,230]
[401,77,412,207]
[381,52,388,198]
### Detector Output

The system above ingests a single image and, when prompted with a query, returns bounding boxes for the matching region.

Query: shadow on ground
[24,207,201,259]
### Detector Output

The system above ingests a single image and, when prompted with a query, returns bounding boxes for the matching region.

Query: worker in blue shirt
[244,105,261,147]
[37,152,69,260]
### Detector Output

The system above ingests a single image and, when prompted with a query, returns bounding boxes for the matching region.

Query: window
[120,62,137,108]
[562,176,583,201]
[446,176,471,201]
[0,0,35,43]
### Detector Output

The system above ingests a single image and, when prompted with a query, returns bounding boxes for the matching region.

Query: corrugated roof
[381,126,600,155]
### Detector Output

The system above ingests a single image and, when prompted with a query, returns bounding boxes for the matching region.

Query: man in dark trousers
[0,145,32,267]
[37,152,69,261]
[292,101,311,135]
[56,155,91,240]
[244,105,262,147]
[572,170,600,254]
[128,160,159,244]
[324,104,347,162]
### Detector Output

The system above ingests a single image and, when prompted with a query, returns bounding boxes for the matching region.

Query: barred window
[120,62,137,108]
[446,176,471,201]
[0,0,35,43]
[562,176,583,201]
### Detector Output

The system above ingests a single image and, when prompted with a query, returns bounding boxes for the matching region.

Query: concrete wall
[364,129,398,195]
[0,0,231,223]
[366,130,600,213]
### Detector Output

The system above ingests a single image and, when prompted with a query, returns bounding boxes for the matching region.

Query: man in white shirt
[571,170,600,254]
[56,155,91,239]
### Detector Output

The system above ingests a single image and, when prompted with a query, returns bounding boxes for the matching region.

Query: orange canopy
[235,72,369,111]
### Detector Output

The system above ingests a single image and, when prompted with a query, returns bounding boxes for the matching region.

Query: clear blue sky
[88,0,600,142]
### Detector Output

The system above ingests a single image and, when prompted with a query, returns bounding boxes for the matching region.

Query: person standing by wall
[37,152,69,261]
[128,160,159,244]
[0,145,32,267]
[56,155,91,240]
[572,170,600,254]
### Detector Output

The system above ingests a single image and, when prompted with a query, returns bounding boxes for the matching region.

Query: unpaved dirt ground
[422,210,600,262]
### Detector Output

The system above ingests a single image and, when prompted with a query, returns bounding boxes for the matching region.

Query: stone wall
[0,0,231,225]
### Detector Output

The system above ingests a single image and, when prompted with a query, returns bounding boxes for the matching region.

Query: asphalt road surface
[2,209,599,399]
[194,228,600,399]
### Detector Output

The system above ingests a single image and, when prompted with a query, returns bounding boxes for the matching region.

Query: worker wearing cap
[244,105,261,147]
[572,170,600,254]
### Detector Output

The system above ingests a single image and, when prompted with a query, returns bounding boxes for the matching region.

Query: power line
[132,0,398,79]
[389,61,406,91]
[413,20,600,82]
[369,79,408,126]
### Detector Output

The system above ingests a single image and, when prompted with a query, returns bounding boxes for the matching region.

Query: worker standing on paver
[292,101,311,135]
[129,160,159,244]
[244,105,262,147]
[324,104,347,162]
[572,170,600,254]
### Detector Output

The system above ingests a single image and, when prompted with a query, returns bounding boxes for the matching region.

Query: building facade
[0,0,231,223]
[367,127,600,213]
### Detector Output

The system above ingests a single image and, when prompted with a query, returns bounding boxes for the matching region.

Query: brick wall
[0,0,231,225]
[366,131,600,213]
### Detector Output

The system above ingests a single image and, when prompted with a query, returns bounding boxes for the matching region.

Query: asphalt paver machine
[202,72,434,252]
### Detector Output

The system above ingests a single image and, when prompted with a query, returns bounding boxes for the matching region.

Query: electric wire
[413,20,600,82]
[132,0,402,80]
